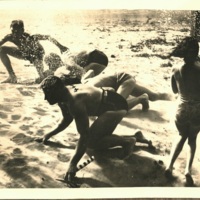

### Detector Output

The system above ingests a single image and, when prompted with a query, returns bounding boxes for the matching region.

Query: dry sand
[1,9,200,193]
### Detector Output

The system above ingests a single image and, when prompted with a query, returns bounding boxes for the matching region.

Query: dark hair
[60,76,81,85]
[44,53,63,68]
[40,75,64,91]
[10,20,24,30]
[170,36,199,59]
[87,49,108,66]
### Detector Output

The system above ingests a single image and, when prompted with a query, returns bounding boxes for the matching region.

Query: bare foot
[34,137,48,145]
[140,93,149,111]
[122,138,136,159]
[134,130,152,146]
[1,77,17,84]
[34,137,43,143]
[185,173,194,187]
[165,169,177,181]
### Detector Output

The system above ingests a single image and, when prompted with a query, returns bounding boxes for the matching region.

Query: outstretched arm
[41,103,73,143]
[33,34,69,53]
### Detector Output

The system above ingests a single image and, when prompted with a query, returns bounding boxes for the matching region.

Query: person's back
[83,70,133,90]
[83,70,118,88]
[165,36,200,186]
[173,63,200,102]
[66,84,102,116]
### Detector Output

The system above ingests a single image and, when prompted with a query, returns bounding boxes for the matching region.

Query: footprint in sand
[27,143,46,152]
[66,132,79,143]
[4,157,27,167]
[11,114,21,120]
[17,87,35,97]
[19,124,30,131]
[23,117,33,121]
[0,104,12,112]
[35,129,44,136]
[11,133,33,145]
[0,111,8,119]
[33,107,47,115]
[57,153,71,162]
[11,148,23,157]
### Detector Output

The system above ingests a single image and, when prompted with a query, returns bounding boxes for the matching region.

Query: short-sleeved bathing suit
[1,33,44,63]
[97,88,128,116]
[175,100,200,136]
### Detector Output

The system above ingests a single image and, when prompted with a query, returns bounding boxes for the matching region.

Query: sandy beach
[1,5,200,198]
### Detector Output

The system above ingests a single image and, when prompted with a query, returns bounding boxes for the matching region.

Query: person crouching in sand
[40,75,136,182]
[165,36,200,186]
[0,20,69,83]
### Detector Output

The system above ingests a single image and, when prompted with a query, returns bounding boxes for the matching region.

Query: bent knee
[0,46,12,55]
[87,138,101,149]
[0,46,5,54]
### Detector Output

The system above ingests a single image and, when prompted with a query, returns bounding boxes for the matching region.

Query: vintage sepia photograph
[0,0,200,199]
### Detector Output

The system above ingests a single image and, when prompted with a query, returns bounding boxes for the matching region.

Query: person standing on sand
[0,20,69,83]
[165,36,200,186]
[39,75,136,182]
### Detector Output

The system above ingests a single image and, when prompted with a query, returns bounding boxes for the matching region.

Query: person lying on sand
[68,49,108,68]
[0,20,69,84]
[42,49,108,81]
[81,66,172,109]
[39,75,138,182]
[165,36,200,186]
[44,53,172,111]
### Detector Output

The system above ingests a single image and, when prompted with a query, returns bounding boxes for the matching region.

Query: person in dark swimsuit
[0,20,69,83]
[39,75,136,182]
[44,53,172,111]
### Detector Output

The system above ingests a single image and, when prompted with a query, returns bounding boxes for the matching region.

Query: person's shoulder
[172,65,182,73]
[2,34,12,40]
[193,59,200,71]
[23,32,31,37]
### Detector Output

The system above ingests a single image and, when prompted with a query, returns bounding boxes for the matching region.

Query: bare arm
[81,69,95,82]
[33,34,69,53]
[0,35,11,46]
[171,75,178,94]
[42,103,73,143]
[66,104,89,181]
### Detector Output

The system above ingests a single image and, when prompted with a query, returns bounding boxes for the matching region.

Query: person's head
[40,75,65,105]
[72,51,89,67]
[44,53,64,71]
[10,20,24,37]
[54,66,81,85]
[170,37,199,63]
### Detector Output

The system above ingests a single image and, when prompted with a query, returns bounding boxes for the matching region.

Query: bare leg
[123,130,152,146]
[184,133,198,186]
[116,78,136,99]
[131,83,172,101]
[0,46,23,83]
[88,110,136,158]
[33,59,45,82]
[127,93,149,111]
[165,134,187,178]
